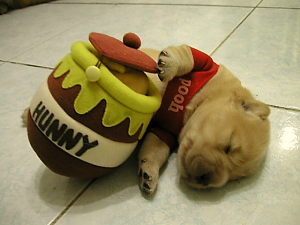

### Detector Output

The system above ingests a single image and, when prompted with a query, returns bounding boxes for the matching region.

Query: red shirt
[150,47,219,149]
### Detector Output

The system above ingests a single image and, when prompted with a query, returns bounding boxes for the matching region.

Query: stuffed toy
[26,32,162,179]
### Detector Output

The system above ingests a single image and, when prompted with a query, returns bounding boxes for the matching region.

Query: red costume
[150,47,219,149]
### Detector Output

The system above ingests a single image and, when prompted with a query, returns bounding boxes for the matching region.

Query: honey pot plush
[26,32,162,179]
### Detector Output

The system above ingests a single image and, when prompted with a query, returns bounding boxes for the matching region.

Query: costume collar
[153,62,219,136]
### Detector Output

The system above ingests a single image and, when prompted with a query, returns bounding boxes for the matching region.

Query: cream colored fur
[139,45,271,195]
[157,45,194,81]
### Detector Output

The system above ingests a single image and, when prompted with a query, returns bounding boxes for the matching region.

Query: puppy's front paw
[157,48,179,82]
[138,159,159,195]
[157,45,194,82]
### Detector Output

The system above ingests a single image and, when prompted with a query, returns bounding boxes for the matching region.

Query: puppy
[0,0,54,14]
[139,45,271,195]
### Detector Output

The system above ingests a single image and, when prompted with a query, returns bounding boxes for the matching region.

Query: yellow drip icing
[53,46,161,139]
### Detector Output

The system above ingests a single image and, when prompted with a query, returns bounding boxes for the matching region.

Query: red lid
[89,32,157,73]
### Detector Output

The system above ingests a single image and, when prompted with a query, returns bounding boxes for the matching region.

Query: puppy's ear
[238,99,271,120]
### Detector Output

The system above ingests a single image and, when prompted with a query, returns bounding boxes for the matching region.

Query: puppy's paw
[157,48,179,82]
[138,159,159,195]
[157,45,194,82]
[21,108,29,127]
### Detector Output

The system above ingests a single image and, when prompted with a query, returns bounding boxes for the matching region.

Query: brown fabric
[89,32,157,73]
[47,69,142,143]
[149,127,178,151]
[27,110,116,179]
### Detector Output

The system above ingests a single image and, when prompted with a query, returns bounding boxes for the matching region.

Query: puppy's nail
[160,50,168,56]
[158,59,165,66]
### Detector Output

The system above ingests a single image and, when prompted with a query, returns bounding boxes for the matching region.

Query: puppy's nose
[196,173,210,186]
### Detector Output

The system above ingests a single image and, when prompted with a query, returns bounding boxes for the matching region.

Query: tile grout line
[210,0,266,56]
[5,2,297,66]
[5,3,116,66]
[209,1,300,56]
[208,0,300,114]
[50,2,300,10]
[0,60,53,70]
[268,104,300,113]
[257,6,300,10]
[50,2,255,8]
[49,179,97,225]
[1,3,254,68]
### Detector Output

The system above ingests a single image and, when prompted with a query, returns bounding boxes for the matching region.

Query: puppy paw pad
[139,170,152,181]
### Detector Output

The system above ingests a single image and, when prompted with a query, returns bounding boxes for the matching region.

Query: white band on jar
[29,81,137,168]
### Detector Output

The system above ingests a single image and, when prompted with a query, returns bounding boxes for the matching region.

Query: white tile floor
[0,0,299,224]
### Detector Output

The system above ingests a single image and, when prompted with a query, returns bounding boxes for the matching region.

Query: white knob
[85,66,101,82]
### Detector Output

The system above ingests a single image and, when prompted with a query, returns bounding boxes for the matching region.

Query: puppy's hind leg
[138,132,171,195]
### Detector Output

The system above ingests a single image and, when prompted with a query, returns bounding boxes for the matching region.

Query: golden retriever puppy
[139,45,271,195]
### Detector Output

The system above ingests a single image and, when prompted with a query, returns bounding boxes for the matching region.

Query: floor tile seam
[50,2,257,9]
[257,6,300,10]
[210,0,267,56]
[0,60,53,70]
[49,179,97,225]
[6,4,116,65]
[49,0,300,9]
[210,6,258,56]
[268,104,300,113]
[48,1,300,10]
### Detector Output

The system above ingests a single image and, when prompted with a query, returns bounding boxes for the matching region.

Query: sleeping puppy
[139,45,271,195]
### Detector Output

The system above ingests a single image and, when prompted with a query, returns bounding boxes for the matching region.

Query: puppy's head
[178,93,271,189]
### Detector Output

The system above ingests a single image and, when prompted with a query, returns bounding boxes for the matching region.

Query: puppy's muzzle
[189,156,213,186]
[196,173,211,186]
